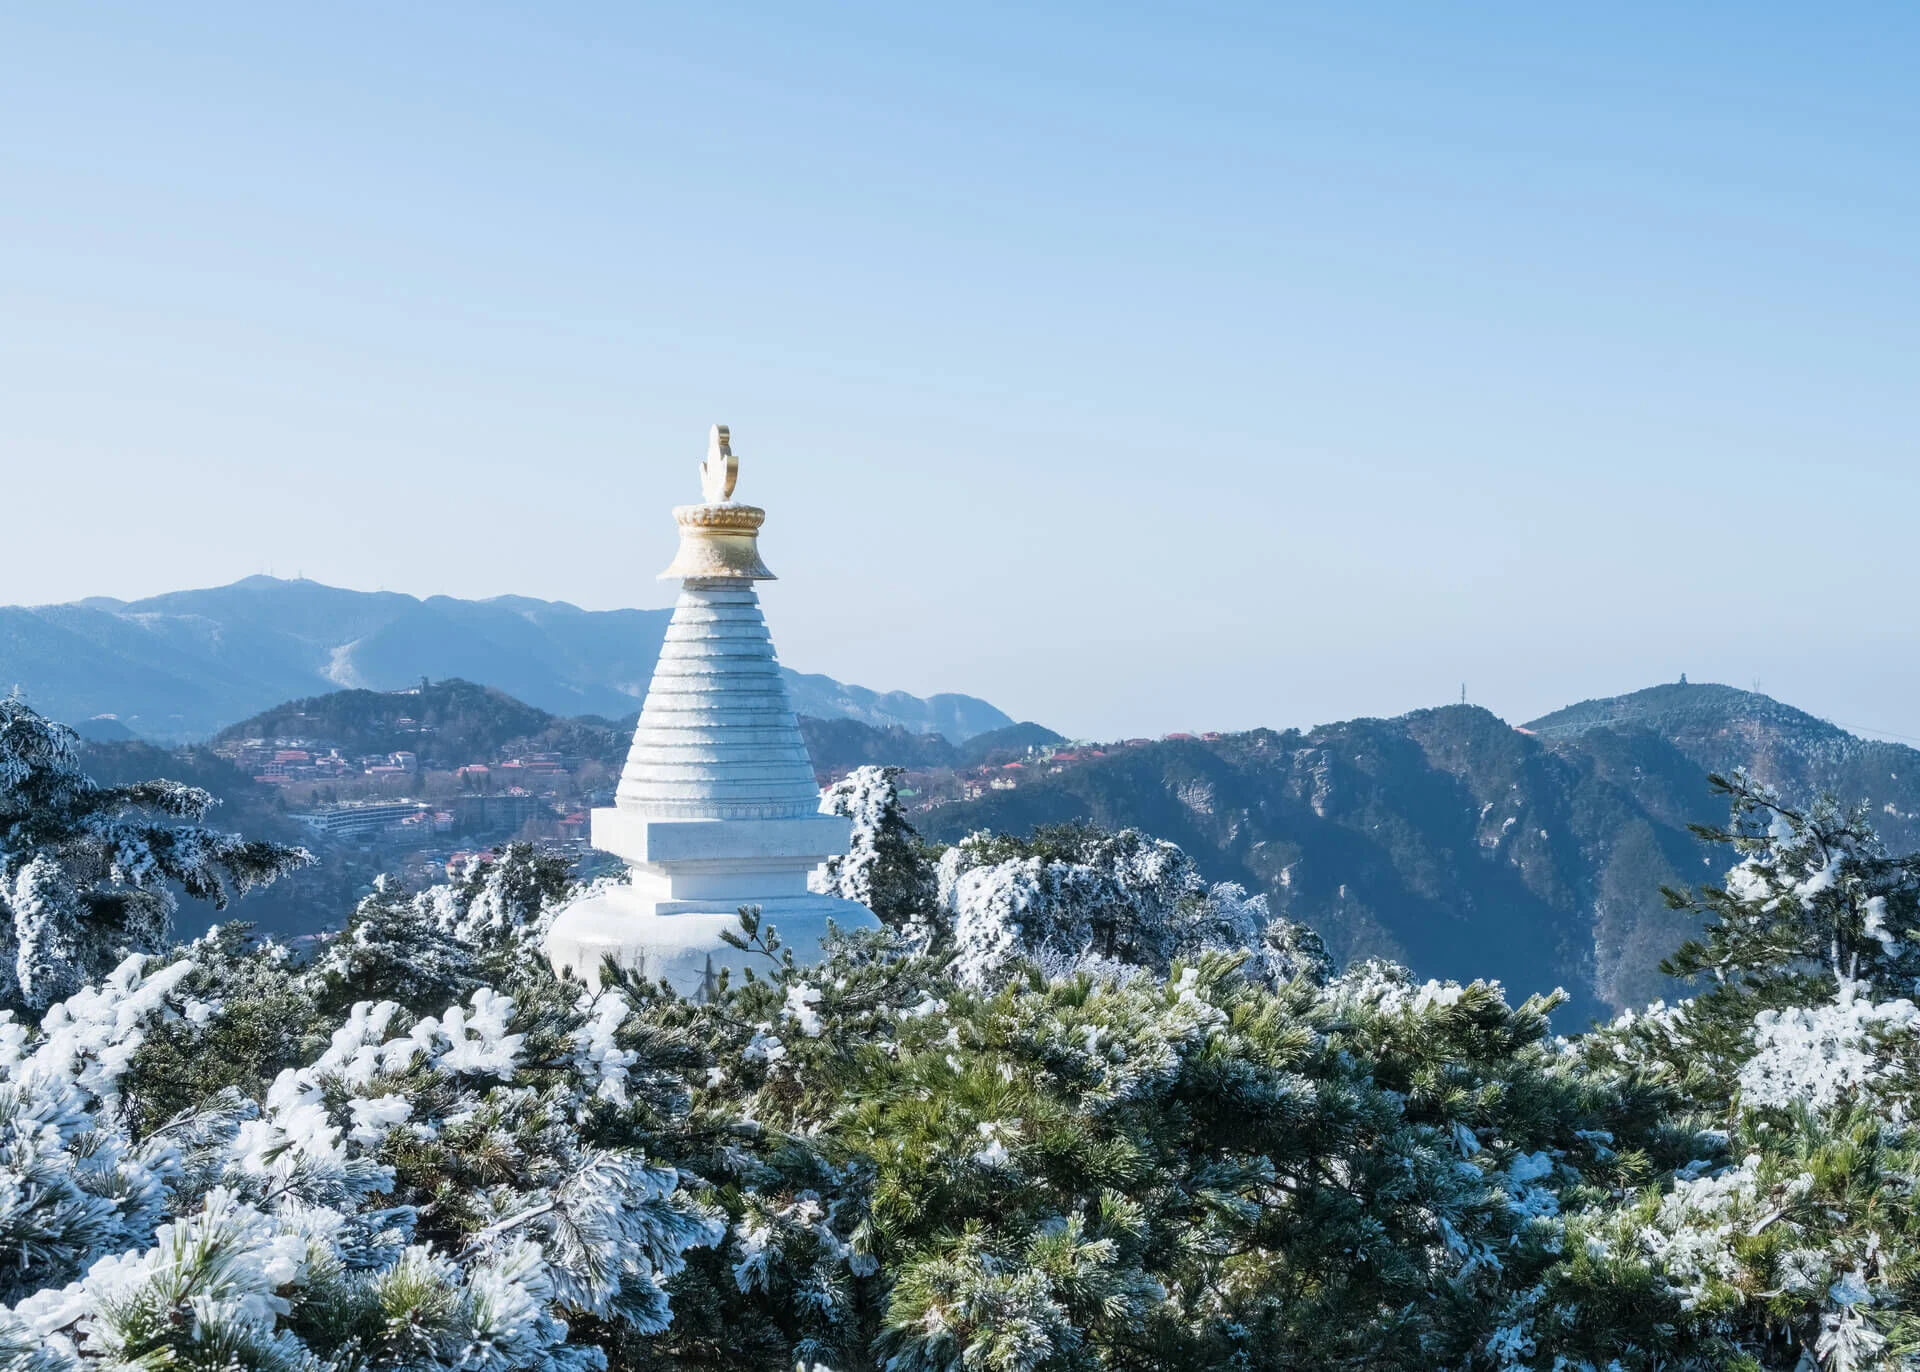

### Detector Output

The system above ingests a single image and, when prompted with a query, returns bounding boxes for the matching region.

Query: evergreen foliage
[932,821,1314,988]
[0,697,311,1009]
[0,754,1914,1369]
[812,766,939,933]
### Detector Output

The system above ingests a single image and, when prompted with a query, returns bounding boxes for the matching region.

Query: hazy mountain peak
[2,576,1016,743]
[1524,680,1844,742]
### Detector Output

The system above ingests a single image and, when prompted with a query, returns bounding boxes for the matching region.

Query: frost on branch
[0,860,725,1368]
[811,764,938,937]
[0,697,311,1009]
[934,823,1320,988]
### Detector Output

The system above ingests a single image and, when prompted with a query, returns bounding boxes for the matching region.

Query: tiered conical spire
[615,581,821,819]
[614,424,821,821]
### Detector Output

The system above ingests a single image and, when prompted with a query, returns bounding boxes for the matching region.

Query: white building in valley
[544,426,878,995]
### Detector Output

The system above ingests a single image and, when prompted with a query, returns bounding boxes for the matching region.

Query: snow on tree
[0,883,726,1367]
[1527,773,1920,1371]
[1650,772,1920,1095]
[5,712,1920,1370]
[1737,984,1920,1113]
[0,697,311,1008]
[810,765,938,936]
[933,822,1316,988]
[438,842,577,945]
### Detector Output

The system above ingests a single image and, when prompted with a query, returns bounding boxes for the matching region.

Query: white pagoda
[545,426,879,995]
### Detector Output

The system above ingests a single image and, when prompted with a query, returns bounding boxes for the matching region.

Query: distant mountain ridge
[1527,681,1848,742]
[1,576,1014,742]
[215,679,1062,785]
[797,717,1066,776]
[915,682,1920,1025]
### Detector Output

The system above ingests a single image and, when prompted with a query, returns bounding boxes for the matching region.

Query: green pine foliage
[0,696,312,1008]
[813,765,940,934]
[0,741,1917,1369]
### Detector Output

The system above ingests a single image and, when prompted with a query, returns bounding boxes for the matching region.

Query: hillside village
[205,688,1236,846]
[194,677,1068,850]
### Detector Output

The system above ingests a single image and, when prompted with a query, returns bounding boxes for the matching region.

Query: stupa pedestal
[546,426,879,996]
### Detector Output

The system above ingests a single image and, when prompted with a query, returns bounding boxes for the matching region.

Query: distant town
[206,687,1231,882]
[209,709,617,884]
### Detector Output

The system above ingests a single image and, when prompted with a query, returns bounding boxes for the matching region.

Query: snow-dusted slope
[0,576,1013,742]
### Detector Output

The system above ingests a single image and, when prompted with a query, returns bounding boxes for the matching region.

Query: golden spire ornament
[701,423,738,503]
[659,423,776,581]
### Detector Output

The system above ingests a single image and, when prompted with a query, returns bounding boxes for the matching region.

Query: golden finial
[701,424,738,504]
[662,425,774,581]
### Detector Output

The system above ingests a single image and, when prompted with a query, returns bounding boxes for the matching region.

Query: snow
[1737,985,1920,1113]
[0,941,720,1368]
[937,828,1295,989]
[1637,1156,1762,1309]
[744,1026,788,1065]
[570,989,637,1105]
[13,954,195,1099]
[421,987,525,1078]
[972,1121,1017,1168]
[972,1137,1011,1167]
[784,983,826,1037]
[347,1092,414,1145]
[1862,895,1902,956]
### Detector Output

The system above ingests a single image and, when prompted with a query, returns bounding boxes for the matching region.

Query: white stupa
[545,426,879,995]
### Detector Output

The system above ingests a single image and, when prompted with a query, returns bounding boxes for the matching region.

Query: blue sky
[3,3,1916,740]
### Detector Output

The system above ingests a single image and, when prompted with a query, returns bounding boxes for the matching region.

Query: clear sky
[3,3,1917,741]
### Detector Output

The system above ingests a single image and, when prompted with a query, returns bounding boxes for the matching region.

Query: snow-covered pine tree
[0,841,727,1369]
[0,696,311,1008]
[933,821,1319,989]
[1520,773,1920,1371]
[8,716,1919,1371]
[811,765,939,937]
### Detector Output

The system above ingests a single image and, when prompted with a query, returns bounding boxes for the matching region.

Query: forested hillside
[163,677,1920,1023]
[80,683,1038,942]
[921,684,1920,1023]
[214,679,631,772]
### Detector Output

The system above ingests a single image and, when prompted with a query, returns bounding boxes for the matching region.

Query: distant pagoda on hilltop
[545,426,878,995]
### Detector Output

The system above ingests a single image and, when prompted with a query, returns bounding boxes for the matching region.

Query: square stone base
[545,882,880,998]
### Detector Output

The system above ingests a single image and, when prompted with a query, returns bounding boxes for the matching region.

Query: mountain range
[36,594,1912,1029]
[1,577,1012,742]
[920,682,1920,1026]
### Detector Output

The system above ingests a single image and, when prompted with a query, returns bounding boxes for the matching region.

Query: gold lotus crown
[659,425,776,581]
